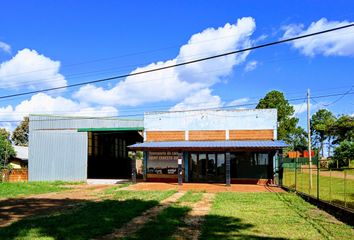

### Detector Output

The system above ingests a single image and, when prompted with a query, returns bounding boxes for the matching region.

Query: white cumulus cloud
[170,88,222,111]
[0,48,67,90]
[244,60,258,72]
[0,41,11,54]
[282,18,354,57]
[0,93,118,130]
[74,17,256,106]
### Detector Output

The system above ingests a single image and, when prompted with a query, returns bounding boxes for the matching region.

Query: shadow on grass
[0,197,87,226]
[0,198,160,240]
[124,204,191,240]
[201,214,288,240]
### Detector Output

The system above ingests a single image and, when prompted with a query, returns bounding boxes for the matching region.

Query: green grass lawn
[0,181,81,198]
[177,191,204,203]
[201,192,353,240]
[0,190,176,240]
[124,191,197,240]
[283,169,354,210]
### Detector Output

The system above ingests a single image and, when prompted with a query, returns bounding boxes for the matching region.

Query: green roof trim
[78,127,144,132]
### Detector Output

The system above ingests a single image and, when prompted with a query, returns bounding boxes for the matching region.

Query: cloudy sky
[0,0,353,130]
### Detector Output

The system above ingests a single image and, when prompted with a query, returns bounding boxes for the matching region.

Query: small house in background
[9,145,28,169]
[3,145,29,182]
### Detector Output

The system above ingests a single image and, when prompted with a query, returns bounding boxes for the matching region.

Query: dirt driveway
[0,184,111,227]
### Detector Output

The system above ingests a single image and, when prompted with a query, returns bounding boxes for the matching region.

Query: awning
[128,140,288,151]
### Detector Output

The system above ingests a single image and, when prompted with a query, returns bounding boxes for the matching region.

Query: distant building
[9,145,28,169]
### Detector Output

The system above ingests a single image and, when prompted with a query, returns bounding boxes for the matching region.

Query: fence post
[344,170,347,208]
[329,169,332,203]
[317,158,319,201]
[295,158,297,192]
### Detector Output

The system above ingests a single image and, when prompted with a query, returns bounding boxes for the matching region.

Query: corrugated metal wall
[29,115,144,181]
[30,115,143,131]
[29,130,88,181]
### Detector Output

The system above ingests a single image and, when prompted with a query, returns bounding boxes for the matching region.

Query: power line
[311,86,354,107]
[0,90,353,123]
[1,23,354,100]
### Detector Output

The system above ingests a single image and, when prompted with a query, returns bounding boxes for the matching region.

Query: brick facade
[146,129,274,141]
[229,130,274,140]
[189,130,226,141]
[146,131,185,141]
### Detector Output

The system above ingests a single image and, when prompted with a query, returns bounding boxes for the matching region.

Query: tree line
[256,90,353,168]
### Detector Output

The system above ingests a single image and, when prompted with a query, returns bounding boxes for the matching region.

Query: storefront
[128,109,287,184]
[129,140,286,184]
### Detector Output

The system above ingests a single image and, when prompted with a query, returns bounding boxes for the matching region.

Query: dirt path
[96,191,186,240]
[172,193,215,240]
[0,184,111,227]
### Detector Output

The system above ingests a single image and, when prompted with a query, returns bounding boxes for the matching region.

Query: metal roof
[128,140,288,150]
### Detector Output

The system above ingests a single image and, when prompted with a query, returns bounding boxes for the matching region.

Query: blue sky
[0,0,353,130]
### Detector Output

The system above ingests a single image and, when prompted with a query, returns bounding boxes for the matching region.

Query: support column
[131,151,137,184]
[143,151,148,181]
[226,152,231,186]
[279,150,283,187]
[183,152,189,182]
[178,152,183,185]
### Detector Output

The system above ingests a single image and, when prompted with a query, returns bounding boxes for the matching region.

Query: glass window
[254,153,269,165]
[199,154,207,177]
[190,154,198,180]
[147,152,178,175]
[207,154,216,176]
[217,154,225,176]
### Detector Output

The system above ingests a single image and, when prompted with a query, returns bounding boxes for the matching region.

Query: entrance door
[189,153,225,182]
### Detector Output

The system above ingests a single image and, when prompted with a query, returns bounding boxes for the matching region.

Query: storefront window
[217,154,225,176]
[207,154,216,176]
[147,152,178,175]
[230,152,269,179]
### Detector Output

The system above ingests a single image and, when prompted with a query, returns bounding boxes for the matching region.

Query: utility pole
[307,89,313,189]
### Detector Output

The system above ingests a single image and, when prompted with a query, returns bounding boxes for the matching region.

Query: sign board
[149,152,179,161]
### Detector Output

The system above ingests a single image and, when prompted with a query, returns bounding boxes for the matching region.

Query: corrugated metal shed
[29,115,144,181]
[129,140,288,150]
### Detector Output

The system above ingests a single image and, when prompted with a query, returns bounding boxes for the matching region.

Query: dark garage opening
[87,130,143,179]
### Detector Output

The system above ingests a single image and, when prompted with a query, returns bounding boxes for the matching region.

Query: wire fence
[281,158,354,211]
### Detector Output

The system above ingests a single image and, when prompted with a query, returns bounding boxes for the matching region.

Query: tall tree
[310,109,336,158]
[331,115,354,144]
[12,117,29,146]
[256,90,298,142]
[287,126,308,151]
[332,141,354,168]
[0,135,16,167]
[0,128,10,140]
